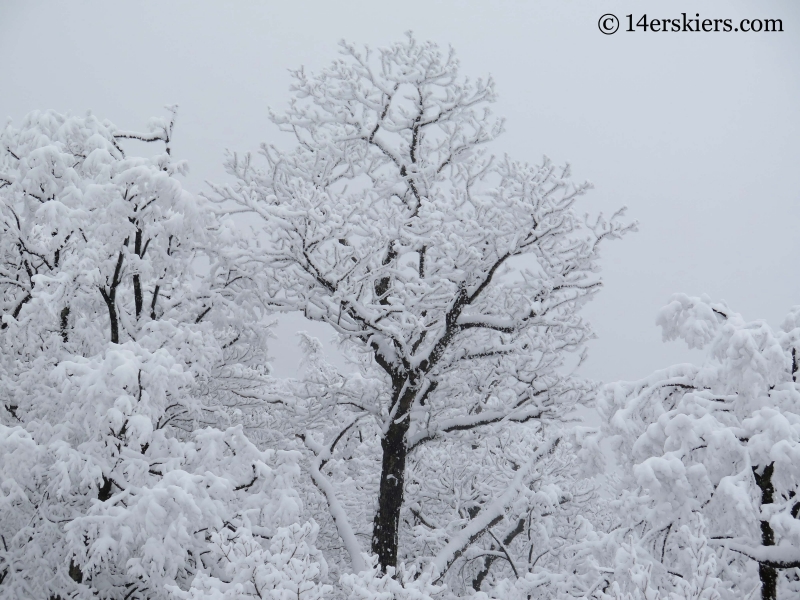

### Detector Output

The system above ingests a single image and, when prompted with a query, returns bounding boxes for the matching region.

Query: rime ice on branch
[210,33,634,586]
[600,295,800,600]
[0,110,298,600]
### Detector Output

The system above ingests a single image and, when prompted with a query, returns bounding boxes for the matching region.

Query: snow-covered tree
[599,295,800,600]
[0,110,321,600]
[210,32,633,591]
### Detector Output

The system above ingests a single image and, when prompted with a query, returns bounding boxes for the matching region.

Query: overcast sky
[2,0,798,383]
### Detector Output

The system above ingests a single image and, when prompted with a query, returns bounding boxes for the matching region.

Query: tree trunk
[371,417,410,571]
[60,306,70,343]
[99,249,124,344]
[370,374,439,571]
[100,288,119,344]
[754,463,777,600]
[133,227,143,320]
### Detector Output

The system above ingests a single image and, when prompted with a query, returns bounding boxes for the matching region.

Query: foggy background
[2,0,798,383]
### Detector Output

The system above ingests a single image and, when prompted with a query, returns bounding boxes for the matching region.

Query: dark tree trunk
[60,306,70,343]
[371,416,410,570]
[99,249,125,344]
[98,475,114,502]
[370,235,409,571]
[371,376,425,571]
[68,559,83,584]
[133,227,143,320]
[754,463,777,600]
[100,288,120,344]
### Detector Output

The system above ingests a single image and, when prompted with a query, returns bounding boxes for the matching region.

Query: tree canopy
[2,34,798,600]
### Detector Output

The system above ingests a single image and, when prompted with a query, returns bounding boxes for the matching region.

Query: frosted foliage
[203,34,634,598]
[210,33,632,597]
[339,559,444,600]
[598,515,723,600]
[0,36,706,600]
[170,522,331,600]
[0,110,307,600]
[599,294,800,599]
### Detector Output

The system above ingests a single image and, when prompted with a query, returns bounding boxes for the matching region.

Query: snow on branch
[299,433,368,574]
[429,435,561,579]
[407,405,546,448]
[714,540,800,570]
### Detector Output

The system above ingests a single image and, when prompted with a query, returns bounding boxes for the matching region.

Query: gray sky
[2,0,798,383]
